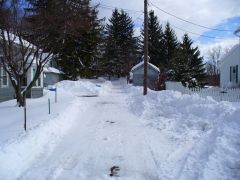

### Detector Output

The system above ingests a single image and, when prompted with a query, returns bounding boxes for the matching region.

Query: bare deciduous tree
[207,46,222,75]
[206,45,231,86]
[0,0,52,108]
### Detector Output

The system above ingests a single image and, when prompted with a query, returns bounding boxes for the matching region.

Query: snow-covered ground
[0,79,239,180]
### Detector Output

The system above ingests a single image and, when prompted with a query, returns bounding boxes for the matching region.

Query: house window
[50,60,53,67]
[0,56,3,63]
[32,68,42,87]
[230,65,238,83]
[230,67,232,81]
[236,65,238,83]
[1,67,8,87]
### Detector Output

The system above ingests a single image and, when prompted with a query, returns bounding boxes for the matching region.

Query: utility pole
[143,0,148,95]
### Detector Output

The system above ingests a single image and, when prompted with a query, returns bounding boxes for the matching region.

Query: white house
[220,44,240,88]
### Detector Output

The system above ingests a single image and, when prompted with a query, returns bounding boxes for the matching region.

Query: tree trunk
[15,86,27,107]
[15,86,24,107]
[16,93,25,107]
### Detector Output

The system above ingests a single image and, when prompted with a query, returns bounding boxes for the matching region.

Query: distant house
[43,60,63,87]
[220,44,240,88]
[0,62,44,102]
[0,35,61,102]
[0,33,47,102]
[130,61,160,90]
[0,57,63,103]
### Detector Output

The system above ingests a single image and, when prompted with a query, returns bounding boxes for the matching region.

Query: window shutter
[230,66,232,82]
[236,65,238,83]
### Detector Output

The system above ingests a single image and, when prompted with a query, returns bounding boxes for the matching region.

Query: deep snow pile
[127,87,240,180]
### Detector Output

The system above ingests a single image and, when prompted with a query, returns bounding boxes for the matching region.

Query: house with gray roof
[0,36,62,103]
[43,60,64,88]
[130,61,160,90]
[0,55,44,102]
[0,57,62,102]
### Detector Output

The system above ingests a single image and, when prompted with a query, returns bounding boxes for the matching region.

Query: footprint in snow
[109,166,120,177]
[106,120,115,124]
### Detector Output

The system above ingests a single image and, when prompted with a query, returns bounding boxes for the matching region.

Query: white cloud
[197,37,239,60]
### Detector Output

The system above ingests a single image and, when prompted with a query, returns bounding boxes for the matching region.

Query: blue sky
[197,16,240,44]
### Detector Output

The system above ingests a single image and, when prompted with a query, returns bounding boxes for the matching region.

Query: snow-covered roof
[131,61,160,72]
[220,43,240,67]
[0,31,35,48]
[43,67,64,74]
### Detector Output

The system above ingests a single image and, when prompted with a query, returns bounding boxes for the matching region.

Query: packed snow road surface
[19,82,164,180]
[0,79,239,180]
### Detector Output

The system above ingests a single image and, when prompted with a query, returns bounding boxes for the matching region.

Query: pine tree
[25,0,103,79]
[103,9,139,78]
[141,10,165,67]
[172,34,206,87]
[25,0,64,51]
[163,22,179,74]
[102,10,120,78]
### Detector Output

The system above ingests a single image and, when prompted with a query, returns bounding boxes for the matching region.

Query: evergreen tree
[141,10,165,67]
[103,9,139,78]
[163,22,179,74]
[25,0,103,79]
[172,34,206,87]
[25,0,65,51]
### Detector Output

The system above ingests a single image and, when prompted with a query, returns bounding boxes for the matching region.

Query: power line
[94,1,236,41]
[133,12,144,23]
[150,2,234,32]
[95,3,143,13]
[137,17,237,40]
[170,24,230,40]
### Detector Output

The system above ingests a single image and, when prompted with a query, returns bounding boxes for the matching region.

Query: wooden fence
[166,81,240,102]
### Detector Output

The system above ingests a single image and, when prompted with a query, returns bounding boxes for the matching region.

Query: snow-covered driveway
[0,79,239,180]
[18,81,168,180]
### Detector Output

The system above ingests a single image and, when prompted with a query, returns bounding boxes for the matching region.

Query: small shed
[130,61,160,90]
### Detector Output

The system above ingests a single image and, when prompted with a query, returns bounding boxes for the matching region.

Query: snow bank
[57,80,102,96]
[0,98,88,180]
[127,87,240,180]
